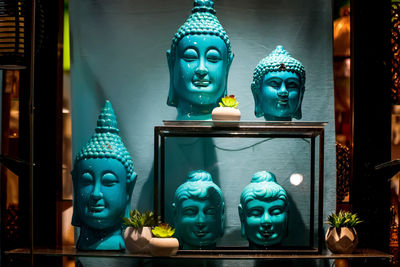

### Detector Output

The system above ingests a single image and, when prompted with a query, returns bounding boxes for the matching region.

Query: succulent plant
[326,210,363,228]
[151,223,175,238]
[219,95,239,108]
[123,210,160,229]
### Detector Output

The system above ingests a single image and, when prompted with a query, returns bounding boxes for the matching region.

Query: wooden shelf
[5,247,392,260]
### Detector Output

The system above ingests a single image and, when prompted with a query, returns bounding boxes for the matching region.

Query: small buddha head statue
[167,0,234,120]
[72,100,137,250]
[251,46,305,121]
[172,170,225,249]
[238,171,289,249]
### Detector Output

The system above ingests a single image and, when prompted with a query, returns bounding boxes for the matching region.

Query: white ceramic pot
[123,226,152,254]
[149,237,179,257]
[211,107,241,121]
[325,227,358,254]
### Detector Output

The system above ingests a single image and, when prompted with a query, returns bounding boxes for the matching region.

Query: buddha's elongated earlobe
[238,204,246,237]
[166,50,178,107]
[293,86,305,119]
[251,83,263,117]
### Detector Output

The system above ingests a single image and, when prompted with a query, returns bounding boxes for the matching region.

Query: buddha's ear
[227,53,234,70]
[125,172,137,218]
[166,50,172,71]
[166,50,178,107]
[238,204,246,237]
[71,168,81,226]
[220,202,225,236]
[251,83,263,118]
[285,209,289,238]
[293,86,304,120]
[172,202,177,220]
[127,172,137,200]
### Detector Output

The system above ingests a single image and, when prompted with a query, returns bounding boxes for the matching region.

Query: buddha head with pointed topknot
[71,101,137,249]
[251,46,305,121]
[167,0,234,120]
[172,170,225,249]
[239,171,289,249]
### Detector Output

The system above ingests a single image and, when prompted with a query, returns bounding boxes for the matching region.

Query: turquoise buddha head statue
[72,100,137,250]
[172,170,225,249]
[167,0,234,120]
[251,46,305,121]
[238,171,289,249]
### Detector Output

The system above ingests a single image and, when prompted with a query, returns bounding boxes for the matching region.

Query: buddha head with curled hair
[238,171,289,249]
[167,0,234,120]
[172,170,225,249]
[72,100,137,250]
[251,46,305,121]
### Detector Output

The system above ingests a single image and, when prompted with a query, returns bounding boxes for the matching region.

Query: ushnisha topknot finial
[96,100,119,134]
[240,171,287,204]
[170,0,232,59]
[192,0,216,14]
[251,171,277,183]
[187,169,213,182]
[251,45,305,92]
[74,100,136,181]
[173,170,223,202]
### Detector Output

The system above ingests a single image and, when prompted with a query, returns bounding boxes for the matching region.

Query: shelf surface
[163,120,327,128]
[5,247,392,260]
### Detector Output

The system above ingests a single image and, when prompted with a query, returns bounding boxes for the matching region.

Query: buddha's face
[174,197,223,249]
[258,71,302,120]
[171,34,230,107]
[240,198,287,247]
[74,158,128,230]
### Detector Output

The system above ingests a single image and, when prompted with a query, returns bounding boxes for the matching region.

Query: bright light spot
[290,173,303,186]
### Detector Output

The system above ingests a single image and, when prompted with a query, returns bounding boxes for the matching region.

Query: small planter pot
[123,226,152,254]
[212,107,241,121]
[149,237,179,257]
[325,227,358,254]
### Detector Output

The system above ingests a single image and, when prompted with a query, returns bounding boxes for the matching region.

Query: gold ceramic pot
[123,226,152,254]
[325,227,358,254]
[149,237,179,256]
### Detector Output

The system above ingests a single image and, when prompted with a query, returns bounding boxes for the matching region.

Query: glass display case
[154,121,326,253]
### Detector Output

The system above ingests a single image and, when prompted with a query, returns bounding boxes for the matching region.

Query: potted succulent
[149,223,179,256]
[123,210,160,254]
[212,95,241,121]
[325,210,362,254]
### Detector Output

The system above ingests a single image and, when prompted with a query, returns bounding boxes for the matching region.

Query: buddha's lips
[88,205,105,213]
[193,80,210,87]
[259,230,274,238]
[194,230,208,238]
[277,99,288,105]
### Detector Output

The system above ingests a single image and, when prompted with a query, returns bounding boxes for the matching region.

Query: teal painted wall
[70,0,335,264]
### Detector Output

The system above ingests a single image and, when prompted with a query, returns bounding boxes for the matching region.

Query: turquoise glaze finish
[167,0,234,120]
[238,171,289,249]
[251,46,305,121]
[72,100,137,250]
[172,170,225,249]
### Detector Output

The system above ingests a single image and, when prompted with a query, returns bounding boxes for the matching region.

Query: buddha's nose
[195,212,206,226]
[261,212,273,226]
[90,183,103,200]
[277,84,289,97]
[195,60,208,77]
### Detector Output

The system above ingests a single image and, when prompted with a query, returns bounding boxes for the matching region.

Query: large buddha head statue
[251,46,305,121]
[238,171,289,249]
[72,100,137,250]
[167,0,234,120]
[172,170,225,249]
